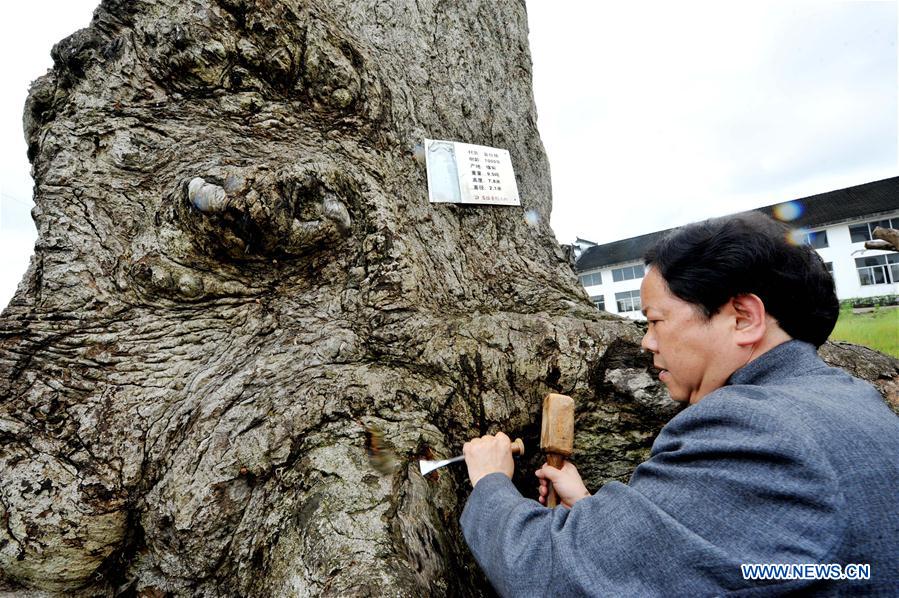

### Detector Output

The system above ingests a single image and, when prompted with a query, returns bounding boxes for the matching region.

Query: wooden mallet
[540,393,575,508]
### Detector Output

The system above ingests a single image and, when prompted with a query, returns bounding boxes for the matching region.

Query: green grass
[829,306,899,358]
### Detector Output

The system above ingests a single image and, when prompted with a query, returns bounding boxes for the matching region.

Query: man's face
[640,268,735,404]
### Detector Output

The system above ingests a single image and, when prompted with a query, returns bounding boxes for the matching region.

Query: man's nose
[641,332,658,353]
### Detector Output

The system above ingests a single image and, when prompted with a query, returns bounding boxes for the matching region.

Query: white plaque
[424,139,521,206]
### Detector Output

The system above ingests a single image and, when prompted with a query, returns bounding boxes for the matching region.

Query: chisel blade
[419,455,465,475]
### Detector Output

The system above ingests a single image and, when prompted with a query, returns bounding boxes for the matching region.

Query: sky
[1,1,897,308]
[528,1,898,244]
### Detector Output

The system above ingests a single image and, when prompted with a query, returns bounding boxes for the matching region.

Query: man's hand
[462,432,515,487]
[535,461,590,508]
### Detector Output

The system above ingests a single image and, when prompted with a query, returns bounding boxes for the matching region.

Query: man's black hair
[644,212,838,347]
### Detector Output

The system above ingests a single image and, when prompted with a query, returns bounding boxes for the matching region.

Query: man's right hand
[535,461,590,508]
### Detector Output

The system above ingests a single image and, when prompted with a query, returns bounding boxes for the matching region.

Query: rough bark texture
[865,226,899,252]
[1,1,897,595]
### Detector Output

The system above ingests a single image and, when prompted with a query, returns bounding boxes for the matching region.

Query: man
[461,213,899,596]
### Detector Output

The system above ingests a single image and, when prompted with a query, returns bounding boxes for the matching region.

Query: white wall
[819,212,899,300]
[580,261,645,320]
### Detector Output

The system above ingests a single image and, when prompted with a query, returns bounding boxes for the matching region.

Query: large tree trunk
[1,0,896,595]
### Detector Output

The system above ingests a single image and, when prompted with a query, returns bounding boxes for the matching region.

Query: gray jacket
[461,340,899,596]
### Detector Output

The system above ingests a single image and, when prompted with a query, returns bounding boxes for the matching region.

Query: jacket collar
[727,339,820,387]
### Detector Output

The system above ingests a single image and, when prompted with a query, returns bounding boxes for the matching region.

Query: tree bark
[1,0,896,595]
[865,226,899,252]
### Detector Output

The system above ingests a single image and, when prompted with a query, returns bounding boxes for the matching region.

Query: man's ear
[730,293,767,347]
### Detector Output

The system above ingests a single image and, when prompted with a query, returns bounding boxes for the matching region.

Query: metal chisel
[419,438,525,475]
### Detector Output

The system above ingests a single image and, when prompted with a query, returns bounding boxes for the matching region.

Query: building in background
[575,176,899,320]
[569,238,597,261]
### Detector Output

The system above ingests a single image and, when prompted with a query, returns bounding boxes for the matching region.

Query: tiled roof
[575,230,668,272]
[754,176,899,228]
[575,176,899,272]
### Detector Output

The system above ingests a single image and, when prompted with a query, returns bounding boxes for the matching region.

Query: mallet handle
[545,453,565,508]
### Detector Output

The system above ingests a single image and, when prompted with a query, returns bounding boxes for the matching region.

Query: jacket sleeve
[460,388,846,597]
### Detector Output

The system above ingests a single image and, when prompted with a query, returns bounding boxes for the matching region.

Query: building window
[611,264,645,282]
[579,272,602,287]
[590,295,605,311]
[849,218,898,243]
[615,290,641,313]
[855,254,899,286]
[805,230,828,249]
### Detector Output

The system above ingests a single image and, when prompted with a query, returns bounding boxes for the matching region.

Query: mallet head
[540,393,574,457]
